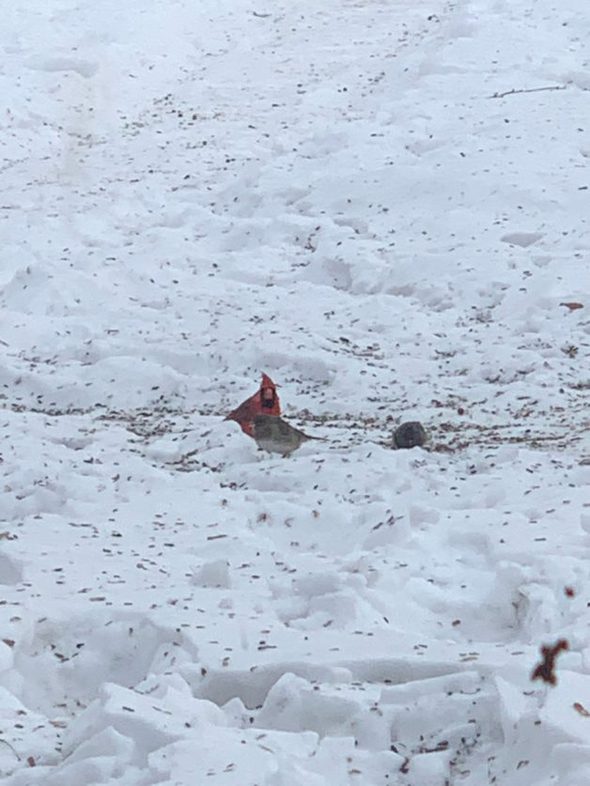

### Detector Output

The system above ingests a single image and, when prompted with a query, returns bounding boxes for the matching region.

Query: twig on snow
[0,738,21,761]
[531,639,569,686]
[489,85,566,99]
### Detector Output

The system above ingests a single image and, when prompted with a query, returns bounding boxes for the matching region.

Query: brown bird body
[252,415,322,457]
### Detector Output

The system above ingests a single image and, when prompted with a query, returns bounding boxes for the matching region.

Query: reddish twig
[531,639,569,686]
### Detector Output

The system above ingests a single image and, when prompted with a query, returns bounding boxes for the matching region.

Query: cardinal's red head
[259,373,280,414]
[225,373,281,437]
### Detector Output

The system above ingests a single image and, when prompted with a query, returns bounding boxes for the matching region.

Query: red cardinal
[224,373,281,437]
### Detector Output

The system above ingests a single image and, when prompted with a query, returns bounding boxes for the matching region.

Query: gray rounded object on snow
[393,421,427,449]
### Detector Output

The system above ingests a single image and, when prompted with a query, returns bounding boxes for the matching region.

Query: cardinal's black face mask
[261,389,275,409]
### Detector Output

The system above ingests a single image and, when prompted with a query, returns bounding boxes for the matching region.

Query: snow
[1,0,589,782]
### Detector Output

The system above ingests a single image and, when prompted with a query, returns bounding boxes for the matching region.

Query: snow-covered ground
[1,0,589,782]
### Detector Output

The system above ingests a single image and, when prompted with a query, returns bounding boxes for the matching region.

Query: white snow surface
[1,0,589,783]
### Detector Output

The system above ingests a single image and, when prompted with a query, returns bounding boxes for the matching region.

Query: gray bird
[252,415,322,457]
[393,421,428,449]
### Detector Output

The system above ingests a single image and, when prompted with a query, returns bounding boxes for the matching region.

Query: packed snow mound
[1,0,589,784]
